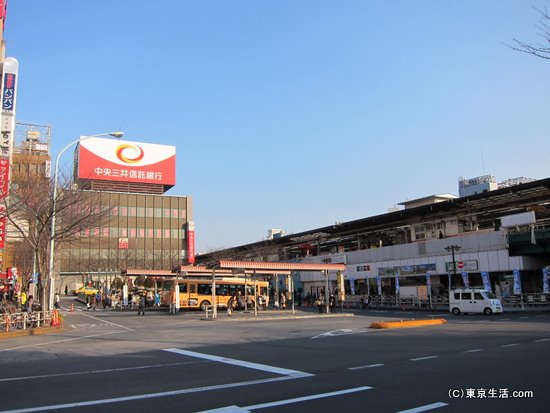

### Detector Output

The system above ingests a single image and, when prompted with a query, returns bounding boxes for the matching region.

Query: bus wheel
[451,307,460,315]
[200,300,211,311]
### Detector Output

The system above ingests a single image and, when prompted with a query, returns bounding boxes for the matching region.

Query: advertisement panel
[0,57,18,160]
[0,158,8,197]
[186,221,195,264]
[0,206,5,249]
[77,138,176,186]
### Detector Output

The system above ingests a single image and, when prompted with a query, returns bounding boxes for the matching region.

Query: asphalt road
[0,298,548,413]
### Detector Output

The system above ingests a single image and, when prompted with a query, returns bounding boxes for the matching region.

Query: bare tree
[3,167,112,307]
[511,7,550,59]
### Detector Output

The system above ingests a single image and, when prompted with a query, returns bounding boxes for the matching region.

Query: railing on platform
[343,293,550,311]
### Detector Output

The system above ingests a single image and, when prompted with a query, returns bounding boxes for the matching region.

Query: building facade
[59,191,191,274]
[196,178,550,302]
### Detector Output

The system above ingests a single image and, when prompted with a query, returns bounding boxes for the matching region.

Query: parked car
[75,286,99,296]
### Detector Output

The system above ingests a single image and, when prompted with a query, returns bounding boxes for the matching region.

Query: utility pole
[445,244,461,290]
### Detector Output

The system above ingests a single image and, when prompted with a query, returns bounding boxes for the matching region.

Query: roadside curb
[369,318,447,329]
[203,313,355,322]
[0,322,65,340]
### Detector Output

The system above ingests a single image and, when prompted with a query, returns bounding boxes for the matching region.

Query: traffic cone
[51,310,60,326]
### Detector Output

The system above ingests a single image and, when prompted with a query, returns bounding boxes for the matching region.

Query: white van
[449,288,503,315]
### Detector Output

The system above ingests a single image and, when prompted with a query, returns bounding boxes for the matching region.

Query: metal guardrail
[1,310,55,333]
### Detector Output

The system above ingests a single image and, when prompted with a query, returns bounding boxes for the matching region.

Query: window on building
[414,225,426,240]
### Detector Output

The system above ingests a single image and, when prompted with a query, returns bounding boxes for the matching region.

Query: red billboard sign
[77,138,176,186]
[187,221,195,264]
[0,158,8,198]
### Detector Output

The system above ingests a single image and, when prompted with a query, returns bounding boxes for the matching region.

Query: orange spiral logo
[116,143,144,164]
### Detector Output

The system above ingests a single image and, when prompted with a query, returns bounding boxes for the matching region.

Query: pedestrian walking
[90,293,97,311]
[317,294,324,314]
[138,293,146,315]
[329,293,336,313]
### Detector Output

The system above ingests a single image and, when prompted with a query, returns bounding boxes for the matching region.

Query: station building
[195,178,550,303]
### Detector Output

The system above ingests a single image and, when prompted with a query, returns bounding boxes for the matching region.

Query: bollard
[70,303,74,312]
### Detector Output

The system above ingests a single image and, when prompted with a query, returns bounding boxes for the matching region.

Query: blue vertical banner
[543,268,549,295]
[481,272,492,292]
[395,275,400,295]
[513,270,522,295]
[461,271,469,288]
[426,273,432,296]
[376,275,382,296]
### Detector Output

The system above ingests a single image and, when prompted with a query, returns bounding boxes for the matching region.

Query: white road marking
[198,386,374,412]
[76,313,134,331]
[534,338,550,342]
[0,376,296,413]
[163,348,312,378]
[410,356,439,362]
[348,363,384,370]
[0,331,128,352]
[396,402,448,412]
[501,343,520,348]
[311,329,355,339]
[461,349,483,353]
[243,385,372,411]
[0,361,204,382]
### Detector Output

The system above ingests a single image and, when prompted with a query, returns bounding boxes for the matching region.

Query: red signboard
[0,205,5,249]
[187,221,195,264]
[0,158,9,198]
[77,138,176,187]
[118,238,129,250]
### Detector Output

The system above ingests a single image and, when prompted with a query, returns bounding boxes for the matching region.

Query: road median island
[369,318,447,329]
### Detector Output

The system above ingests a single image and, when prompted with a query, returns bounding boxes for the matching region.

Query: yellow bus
[161,277,270,311]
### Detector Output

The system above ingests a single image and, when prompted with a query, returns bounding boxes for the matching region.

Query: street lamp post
[46,131,123,310]
[445,244,461,291]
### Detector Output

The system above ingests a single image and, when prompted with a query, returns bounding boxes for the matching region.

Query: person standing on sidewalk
[138,293,146,315]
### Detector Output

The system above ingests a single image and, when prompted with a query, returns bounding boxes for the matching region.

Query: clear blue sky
[6,1,550,252]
